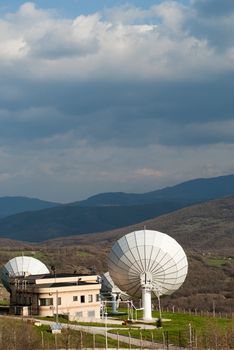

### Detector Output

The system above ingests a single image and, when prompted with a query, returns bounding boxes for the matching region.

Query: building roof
[9,272,100,290]
[36,281,98,288]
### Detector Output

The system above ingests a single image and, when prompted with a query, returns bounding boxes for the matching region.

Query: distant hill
[0,174,233,242]
[42,195,234,313]
[0,196,61,218]
[0,195,233,314]
[76,174,234,207]
[46,195,234,251]
[0,201,187,242]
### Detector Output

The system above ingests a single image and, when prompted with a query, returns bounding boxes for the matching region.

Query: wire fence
[154,305,234,320]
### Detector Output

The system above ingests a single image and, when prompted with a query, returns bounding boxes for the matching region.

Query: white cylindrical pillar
[142,287,152,320]
[111,293,117,314]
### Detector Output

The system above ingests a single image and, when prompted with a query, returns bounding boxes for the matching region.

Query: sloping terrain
[42,196,234,313]
[0,196,60,219]
[75,174,234,206]
[45,195,234,250]
[0,174,234,242]
[0,196,233,313]
[0,201,188,242]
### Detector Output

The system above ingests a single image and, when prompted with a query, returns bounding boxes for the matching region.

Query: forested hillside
[0,174,234,242]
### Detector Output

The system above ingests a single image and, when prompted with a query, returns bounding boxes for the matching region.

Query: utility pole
[105,311,108,350]
[56,289,59,324]
[189,323,193,350]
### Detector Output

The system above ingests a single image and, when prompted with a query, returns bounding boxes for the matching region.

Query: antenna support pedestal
[141,272,153,321]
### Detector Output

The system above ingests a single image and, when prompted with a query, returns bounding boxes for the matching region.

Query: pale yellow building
[9,273,101,321]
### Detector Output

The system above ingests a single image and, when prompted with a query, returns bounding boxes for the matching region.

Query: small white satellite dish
[101,271,129,314]
[0,256,50,291]
[108,229,188,320]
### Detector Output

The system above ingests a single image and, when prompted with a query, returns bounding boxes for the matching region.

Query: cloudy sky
[0,0,234,202]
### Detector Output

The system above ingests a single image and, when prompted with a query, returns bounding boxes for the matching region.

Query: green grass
[205,257,230,267]
[109,311,234,348]
[35,315,132,328]
[0,317,134,349]
[34,323,135,348]
[77,251,94,257]
[1,312,232,348]
[0,299,9,306]
[72,321,133,328]
[0,249,46,260]
[36,311,233,348]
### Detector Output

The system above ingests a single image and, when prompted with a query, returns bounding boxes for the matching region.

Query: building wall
[37,284,101,320]
[10,276,101,321]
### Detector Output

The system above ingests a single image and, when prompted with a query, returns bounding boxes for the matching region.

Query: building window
[76,311,83,318]
[39,298,53,306]
[88,310,95,318]
[88,294,93,303]
[57,297,61,305]
[96,294,100,302]
[80,295,85,303]
[73,296,78,302]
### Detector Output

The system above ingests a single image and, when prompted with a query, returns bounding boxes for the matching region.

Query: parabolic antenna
[0,256,50,292]
[102,272,123,295]
[108,229,188,320]
[102,272,129,313]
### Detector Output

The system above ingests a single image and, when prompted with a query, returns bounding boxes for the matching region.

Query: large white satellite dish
[0,256,50,292]
[108,229,188,320]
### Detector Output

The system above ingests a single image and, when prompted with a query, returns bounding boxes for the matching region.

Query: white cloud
[151,1,187,33]
[0,1,234,201]
[0,1,233,81]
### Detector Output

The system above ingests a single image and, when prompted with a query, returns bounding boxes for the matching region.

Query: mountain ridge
[0,174,233,242]
[0,195,233,314]
[42,195,234,249]
[0,196,61,218]
[74,174,234,206]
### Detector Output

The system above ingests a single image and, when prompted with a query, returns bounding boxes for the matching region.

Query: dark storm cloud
[1,74,233,147]
[190,0,234,50]
[0,1,234,201]
[193,0,234,17]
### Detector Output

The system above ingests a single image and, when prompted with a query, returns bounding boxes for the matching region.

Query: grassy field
[34,323,132,349]
[0,249,47,261]
[109,311,234,348]
[0,311,233,349]
[205,257,231,267]
[36,315,133,328]
[0,318,133,349]
[35,310,234,348]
